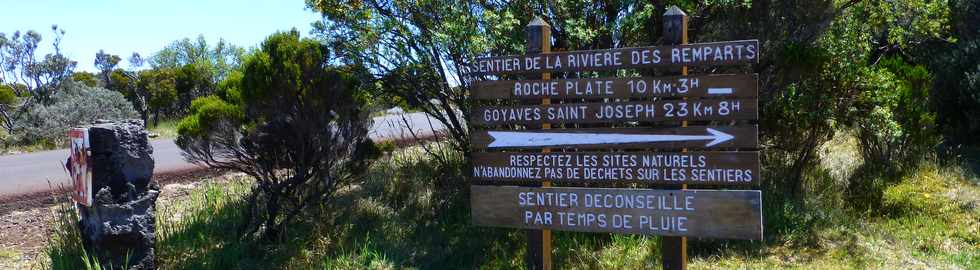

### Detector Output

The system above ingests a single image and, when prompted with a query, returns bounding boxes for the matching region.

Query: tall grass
[42,194,104,270]
[154,176,259,269]
[40,136,980,269]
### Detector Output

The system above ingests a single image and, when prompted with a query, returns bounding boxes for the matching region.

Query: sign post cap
[527,16,550,28]
[664,5,687,16]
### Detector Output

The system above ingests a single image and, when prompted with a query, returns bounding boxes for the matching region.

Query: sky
[0,0,321,72]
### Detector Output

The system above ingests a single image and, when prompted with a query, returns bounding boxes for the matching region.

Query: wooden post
[525,16,553,270]
[661,6,689,270]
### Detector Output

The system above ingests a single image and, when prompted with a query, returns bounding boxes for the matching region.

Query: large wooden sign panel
[471,126,758,150]
[472,151,759,185]
[471,74,758,100]
[473,99,758,126]
[471,185,763,240]
[463,40,759,76]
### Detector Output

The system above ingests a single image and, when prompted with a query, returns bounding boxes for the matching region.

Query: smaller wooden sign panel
[463,40,759,76]
[472,151,759,185]
[471,126,758,150]
[473,99,757,126]
[471,74,758,100]
[471,185,763,240]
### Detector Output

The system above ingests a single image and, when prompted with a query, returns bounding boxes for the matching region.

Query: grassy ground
[41,136,980,269]
[147,119,179,139]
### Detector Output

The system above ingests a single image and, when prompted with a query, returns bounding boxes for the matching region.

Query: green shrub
[0,84,15,106]
[854,57,938,170]
[176,30,377,241]
[12,80,138,146]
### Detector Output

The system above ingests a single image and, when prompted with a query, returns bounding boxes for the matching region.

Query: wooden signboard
[467,9,762,270]
[472,151,759,185]
[471,185,763,240]
[463,40,759,76]
[473,99,757,126]
[471,126,758,150]
[471,74,758,100]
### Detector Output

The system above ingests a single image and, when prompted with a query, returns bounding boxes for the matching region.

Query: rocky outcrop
[78,120,158,269]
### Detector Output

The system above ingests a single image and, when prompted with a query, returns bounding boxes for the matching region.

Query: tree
[128,52,144,70]
[176,30,377,241]
[149,35,243,84]
[0,25,77,133]
[94,50,121,89]
[145,36,244,115]
[137,68,177,126]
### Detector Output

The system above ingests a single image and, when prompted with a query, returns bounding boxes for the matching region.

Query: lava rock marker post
[464,7,762,270]
[67,120,159,270]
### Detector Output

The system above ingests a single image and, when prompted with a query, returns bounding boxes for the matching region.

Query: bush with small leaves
[12,80,138,146]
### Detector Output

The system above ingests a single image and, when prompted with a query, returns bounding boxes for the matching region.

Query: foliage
[176,30,377,241]
[12,80,138,146]
[0,84,15,106]
[94,50,121,89]
[307,0,916,208]
[854,57,937,169]
[0,25,77,103]
[0,84,18,135]
[149,35,243,81]
[0,26,77,136]
[927,0,980,146]
[138,68,178,126]
[70,71,99,87]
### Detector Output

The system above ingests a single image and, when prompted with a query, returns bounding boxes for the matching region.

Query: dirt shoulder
[0,168,228,269]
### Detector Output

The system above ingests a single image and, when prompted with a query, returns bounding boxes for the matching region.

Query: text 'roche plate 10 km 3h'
[462,40,759,76]
[471,185,763,240]
[470,74,758,100]
[472,151,760,186]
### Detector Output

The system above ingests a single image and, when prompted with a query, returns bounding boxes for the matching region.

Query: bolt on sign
[67,128,92,206]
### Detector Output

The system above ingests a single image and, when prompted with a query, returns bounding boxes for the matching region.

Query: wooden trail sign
[471,74,758,100]
[466,7,763,270]
[471,126,758,150]
[472,151,760,185]
[471,185,764,240]
[473,99,757,126]
[463,40,759,76]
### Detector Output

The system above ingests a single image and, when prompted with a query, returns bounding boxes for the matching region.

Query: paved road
[0,112,446,198]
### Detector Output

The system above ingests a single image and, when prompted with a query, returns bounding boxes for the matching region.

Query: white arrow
[487,128,734,148]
